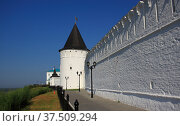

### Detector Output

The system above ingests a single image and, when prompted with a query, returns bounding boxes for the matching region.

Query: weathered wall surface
[85,0,180,110]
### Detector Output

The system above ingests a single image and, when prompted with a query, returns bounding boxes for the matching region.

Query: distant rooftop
[51,68,60,77]
[48,69,60,72]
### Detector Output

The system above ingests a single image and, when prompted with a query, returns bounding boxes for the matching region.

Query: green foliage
[30,87,52,99]
[28,84,48,88]
[0,92,9,111]
[0,86,52,111]
[6,86,30,111]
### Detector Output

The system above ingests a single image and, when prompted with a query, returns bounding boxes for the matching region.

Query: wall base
[86,88,180,111]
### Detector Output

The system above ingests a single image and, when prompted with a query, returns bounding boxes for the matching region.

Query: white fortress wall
[60,50,88,89]
[85,0,180,110]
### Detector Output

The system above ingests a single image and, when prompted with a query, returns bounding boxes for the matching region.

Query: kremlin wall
[85,0,180,110]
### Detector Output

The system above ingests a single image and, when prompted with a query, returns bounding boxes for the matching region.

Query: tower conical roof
[59,24,89,52]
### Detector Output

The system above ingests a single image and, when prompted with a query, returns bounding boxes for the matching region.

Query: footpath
[65,89,144,111]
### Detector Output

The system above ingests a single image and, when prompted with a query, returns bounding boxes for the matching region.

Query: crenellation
[148,0,152,7]
[128,20,134,41]
[120,19,125,28]
[154,0,159,22]
[121,25,127,43]
[157,0,173,25]
[142,1,147,29]
[145,0,158,31]
[174,0,180,13]
[90,0,179,61]
[127,12,132,22]
[88,0,180,65]
[136,4,141,16]
[135,6,145,37]
[136,0,145,16]
[171,0,176,13]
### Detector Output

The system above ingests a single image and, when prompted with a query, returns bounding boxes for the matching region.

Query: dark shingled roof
[59,24,89,52]
[51,69,59,78]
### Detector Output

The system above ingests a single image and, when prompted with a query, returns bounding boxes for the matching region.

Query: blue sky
[0,0,140,88]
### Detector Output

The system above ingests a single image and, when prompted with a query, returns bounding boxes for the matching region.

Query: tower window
[70,67,72,70]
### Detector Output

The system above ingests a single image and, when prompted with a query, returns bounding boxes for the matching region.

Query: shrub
[30,87,52,99]
[3,86,30,111]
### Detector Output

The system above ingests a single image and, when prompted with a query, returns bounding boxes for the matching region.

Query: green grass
[0,86,52,111]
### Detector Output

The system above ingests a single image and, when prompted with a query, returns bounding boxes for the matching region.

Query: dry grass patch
[24,91,61,111]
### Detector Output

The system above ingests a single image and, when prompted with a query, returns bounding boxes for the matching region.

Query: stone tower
[59,24,89,89]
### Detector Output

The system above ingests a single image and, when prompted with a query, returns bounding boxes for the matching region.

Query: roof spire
[75,16,78,24]
[53,66,56,73]
[51,66,59,77]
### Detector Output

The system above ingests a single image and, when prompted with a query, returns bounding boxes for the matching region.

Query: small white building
[59,23,89,89]
[46,68,60,85]
[49,69,60,86]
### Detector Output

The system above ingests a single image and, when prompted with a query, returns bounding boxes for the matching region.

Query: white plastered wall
[60,49,88,89]
[85,0,180,110]
[46,72,60,84]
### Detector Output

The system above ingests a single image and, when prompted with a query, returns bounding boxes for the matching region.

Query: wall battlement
[87,0,180,64]
[85,0,180,110]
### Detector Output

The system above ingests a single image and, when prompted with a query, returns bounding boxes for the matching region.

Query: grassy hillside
[0,86,52,111]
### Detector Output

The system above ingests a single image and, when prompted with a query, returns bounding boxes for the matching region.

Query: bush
[0,86,52,111]
[8,86,30,110]
[30,87,52,99]
[0,86,30,111]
